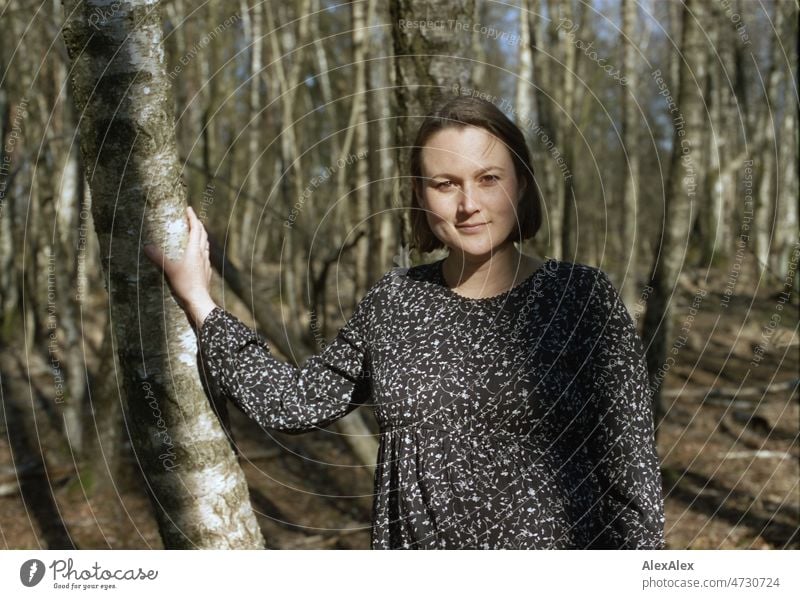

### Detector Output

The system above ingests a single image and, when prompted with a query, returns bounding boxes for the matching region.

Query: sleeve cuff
[198,306,272,356]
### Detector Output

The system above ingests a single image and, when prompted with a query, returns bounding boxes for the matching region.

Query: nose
[457,182,480,214]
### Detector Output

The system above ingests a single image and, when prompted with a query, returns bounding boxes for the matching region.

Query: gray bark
[515,0,534,126]
[642,0,709,435]
[528,2,561,259]
[237,0,262,267]
[776,86,798,282]
[79,323,123,496]
[556,0,584,260]
[771,1,798,283]
[366,0,397,282]
[752,3,787,277]
[265,0,311,346]
[61,0,264,549]
[0,83,19,341]
[331,0,380,475]
[702,4,743,267]
[619,0,640,310]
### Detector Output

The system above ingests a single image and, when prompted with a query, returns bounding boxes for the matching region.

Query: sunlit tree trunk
[61,0,265,549]
[619,0,640,309]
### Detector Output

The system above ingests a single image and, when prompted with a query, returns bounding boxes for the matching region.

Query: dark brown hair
[409,95,543,254]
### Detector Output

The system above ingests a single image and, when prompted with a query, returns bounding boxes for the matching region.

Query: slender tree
[642,0,709,436]
[61,0,265,548]
[752,2,786,277]
[618,0,640,309]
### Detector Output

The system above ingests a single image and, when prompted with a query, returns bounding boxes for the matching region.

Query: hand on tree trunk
[144,206,217,328]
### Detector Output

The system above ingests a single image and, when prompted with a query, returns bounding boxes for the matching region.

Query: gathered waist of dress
[381,419,531,446]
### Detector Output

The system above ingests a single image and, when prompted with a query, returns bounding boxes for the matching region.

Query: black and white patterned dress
[197,257,666,549]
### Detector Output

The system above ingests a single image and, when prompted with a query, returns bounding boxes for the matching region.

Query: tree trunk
[619,0,640,310]
[237,0,263,268]
[516,0,534,125]
[0,82,19,341]
[335,0,373,300]
[527,0,564,260]
[266,0,311,345]
[61,0,264,549]
[771,0,798,283]
[366,0,396,281]
[642,0,709,437]
[752,3,786,278]
[54,120,86,455]
[702,4,741,268]
[556,0,585,260]
[78,323,123,496]
[776,83,798,282]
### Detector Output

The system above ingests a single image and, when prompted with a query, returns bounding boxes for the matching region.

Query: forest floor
[1,257,798,549]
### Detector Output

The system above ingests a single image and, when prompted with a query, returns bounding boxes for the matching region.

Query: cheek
[425,210,448,230]
[485,189,518,218]
[421,194,451,222]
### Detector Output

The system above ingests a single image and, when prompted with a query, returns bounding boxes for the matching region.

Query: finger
[187,206,201,247]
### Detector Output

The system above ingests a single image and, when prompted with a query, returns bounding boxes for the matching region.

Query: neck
[442,242,540,298]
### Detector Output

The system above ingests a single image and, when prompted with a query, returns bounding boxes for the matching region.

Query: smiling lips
[456,222,487,233]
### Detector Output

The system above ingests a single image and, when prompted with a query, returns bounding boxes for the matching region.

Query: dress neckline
[433,257,555,304]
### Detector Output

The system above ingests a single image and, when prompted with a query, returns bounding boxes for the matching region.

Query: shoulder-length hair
[409,95,543,254]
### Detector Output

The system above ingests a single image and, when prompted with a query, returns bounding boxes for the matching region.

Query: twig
[719,450,796,460]
[664,378,799,401]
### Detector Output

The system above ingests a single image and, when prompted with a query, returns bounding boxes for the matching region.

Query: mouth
[455,222,488,232]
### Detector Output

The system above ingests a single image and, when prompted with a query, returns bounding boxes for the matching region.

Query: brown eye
[436,181,453,190]
[482,175,499,183]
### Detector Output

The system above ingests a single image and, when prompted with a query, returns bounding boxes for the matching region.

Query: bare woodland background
[0,0,797,549]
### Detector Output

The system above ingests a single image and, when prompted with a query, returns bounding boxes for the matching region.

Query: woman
[144,96,665,549]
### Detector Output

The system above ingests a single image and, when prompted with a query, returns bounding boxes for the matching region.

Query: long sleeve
[577,268,666,549]
[197,273,389,435]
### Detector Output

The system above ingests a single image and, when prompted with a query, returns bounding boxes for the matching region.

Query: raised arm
[578,268,666,549]
[143,205,387,435]
[195,275,386,435]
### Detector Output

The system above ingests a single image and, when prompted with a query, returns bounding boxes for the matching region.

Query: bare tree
[642,0,709,435]
[751,3,785,277]
[265,0,311,345]
[367,0,398,280]
[61,0,264,549]
[619,0,640,309]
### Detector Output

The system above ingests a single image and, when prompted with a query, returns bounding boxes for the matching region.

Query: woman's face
[418,125,525,261]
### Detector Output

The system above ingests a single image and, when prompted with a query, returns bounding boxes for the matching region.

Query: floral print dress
[197,257,666,549]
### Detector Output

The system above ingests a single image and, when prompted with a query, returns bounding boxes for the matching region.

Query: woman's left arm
[578,268,666,549]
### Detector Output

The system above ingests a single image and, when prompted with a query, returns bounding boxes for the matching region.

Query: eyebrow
[428,166,505,179]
